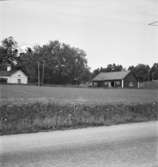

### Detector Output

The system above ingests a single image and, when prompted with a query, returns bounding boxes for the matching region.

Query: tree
[16,47,37,83]
[128,65,135,71]
[150,63,158,80]
[130,64,150,82]
[106,64,123,72]
[0,36,18,70]
[92,68,100,78]
[17,40,91,84]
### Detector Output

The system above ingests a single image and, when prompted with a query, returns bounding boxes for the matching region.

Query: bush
[0,102,158,135]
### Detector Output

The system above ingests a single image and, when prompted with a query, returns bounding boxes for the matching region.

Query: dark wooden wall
[124,73,138,88]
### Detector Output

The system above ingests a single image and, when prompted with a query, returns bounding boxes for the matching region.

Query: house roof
[92,71,130,81]
[0,70,26,77]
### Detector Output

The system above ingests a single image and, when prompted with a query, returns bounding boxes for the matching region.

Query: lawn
[0,85,157,105]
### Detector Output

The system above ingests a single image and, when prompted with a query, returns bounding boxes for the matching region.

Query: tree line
[0,36,158,84]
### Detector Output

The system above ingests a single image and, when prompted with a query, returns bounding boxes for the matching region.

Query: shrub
[0,102,157,135]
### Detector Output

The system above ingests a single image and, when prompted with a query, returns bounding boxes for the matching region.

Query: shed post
[138,81,140,88]
[121,80,124,88]
[108,82,111,88]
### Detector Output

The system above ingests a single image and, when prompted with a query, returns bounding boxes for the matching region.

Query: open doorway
[18,79,21,84]
[111,81,114,87]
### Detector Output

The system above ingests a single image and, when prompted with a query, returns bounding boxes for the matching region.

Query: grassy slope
[0,102,158,135]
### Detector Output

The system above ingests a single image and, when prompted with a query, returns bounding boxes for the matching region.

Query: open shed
[92,71,138,88]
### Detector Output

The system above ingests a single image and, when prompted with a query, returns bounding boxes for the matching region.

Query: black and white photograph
[0,0,158,166]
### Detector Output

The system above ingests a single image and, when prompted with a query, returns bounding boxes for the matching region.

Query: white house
[0,70,28,84]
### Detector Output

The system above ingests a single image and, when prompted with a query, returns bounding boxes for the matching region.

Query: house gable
[10,70,28,78]
[124,72,138,88]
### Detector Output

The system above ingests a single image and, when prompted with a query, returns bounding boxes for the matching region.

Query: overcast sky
[0,0,158,70]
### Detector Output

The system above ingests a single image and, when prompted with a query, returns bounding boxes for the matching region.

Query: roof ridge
[99,70,129,73]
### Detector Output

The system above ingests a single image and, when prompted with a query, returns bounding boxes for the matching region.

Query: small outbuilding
[0,70,28,84]
[92,71,138,88]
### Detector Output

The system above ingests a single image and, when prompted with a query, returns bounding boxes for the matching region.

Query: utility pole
[148,68,151,81]
[42,62,45,85]
[38,62,40,87]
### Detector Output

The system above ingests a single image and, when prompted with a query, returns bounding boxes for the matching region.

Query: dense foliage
[150,63,158,80]
[0,36,18,70]
[17,41,91,84]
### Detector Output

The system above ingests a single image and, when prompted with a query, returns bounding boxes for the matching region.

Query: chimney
[7,66,11,72]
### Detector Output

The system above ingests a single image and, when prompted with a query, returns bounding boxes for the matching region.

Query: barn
[92,71,138,88]
[0,70,28,84]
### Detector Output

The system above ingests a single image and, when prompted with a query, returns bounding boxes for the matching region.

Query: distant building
[0,69,28,84]
[92,71,138,88]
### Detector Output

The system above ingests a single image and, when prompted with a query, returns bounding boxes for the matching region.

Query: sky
[0,0,158,70]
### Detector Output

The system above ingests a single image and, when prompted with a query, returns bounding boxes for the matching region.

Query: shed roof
[92,71,130,81]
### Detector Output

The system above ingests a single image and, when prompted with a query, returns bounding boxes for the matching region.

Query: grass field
[0,85,158,105]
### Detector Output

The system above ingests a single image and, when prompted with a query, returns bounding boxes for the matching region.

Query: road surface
[0,122,158,167]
